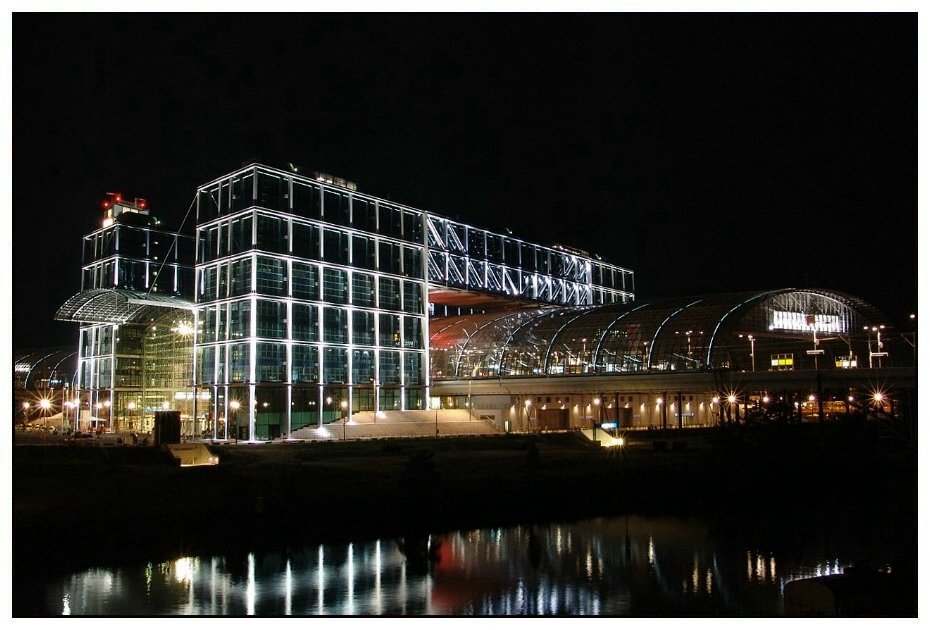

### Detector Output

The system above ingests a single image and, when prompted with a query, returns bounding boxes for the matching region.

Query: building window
[379,313,401,347]
[256,300,286,339]
[256,342,286,382]
[352,272,376,308]
[322,267,348,304]
[292,345,319,382]
[323,307,348,344]
[292,303,318,342]
[353,310,375,346]
[379,277,400,311]
[322,347,347,383]
[292,262,319,301]
[256,256,286,296]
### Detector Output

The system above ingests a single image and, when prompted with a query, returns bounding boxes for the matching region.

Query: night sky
[12,13,917,349]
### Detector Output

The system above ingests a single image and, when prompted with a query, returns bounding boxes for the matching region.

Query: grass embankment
[13,422,916,578]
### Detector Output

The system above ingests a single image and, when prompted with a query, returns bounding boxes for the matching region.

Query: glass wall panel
[379,241,402,275]
[322,347,347,383]
[404,352,422,384]
[256,300,286,339]
[379,350,401,384]
[292,222,319,259]
[324,190,350,227]
[379,203,402,238]
[201,266,217,300]
[379,277,401,311]
[352,196,375,232]
[118,226,146,258]
[352,272,375,307]
[229,343,249,382]
[256,214,287,253]
[293,180,321,218]
[291,262,319,301]
[323,307,348,344]
[256,342,286,382]
[353,310,375,346]
[228,300,251,340]
[352,234,376,270]
[199,306,217,343]
[256,256,286,296]
[403,316,423,349]
[402,246,422,279]
[196,346,215,384]
[230,215,253,254]
[257,171,288,212]
[292,303,318,342]
[402,281,423,314]
[217,303,228,340]
[379,313,401,347]
[231,172,254,211]
[404,210,422,243]
[229,257,252,297]
[322,267,348,304]
[352,349,375,384]
[292,345,319,382]
[323,229,349,265]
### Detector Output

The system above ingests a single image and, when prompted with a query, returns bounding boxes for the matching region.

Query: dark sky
[12,13,917,349]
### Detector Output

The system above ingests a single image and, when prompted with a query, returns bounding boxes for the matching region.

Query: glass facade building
[57,196,195,433]
[191,164,634,440]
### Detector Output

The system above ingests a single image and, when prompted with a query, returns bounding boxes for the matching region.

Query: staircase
[289,409,501,441]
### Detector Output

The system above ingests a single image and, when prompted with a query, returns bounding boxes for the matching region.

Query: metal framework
[429,289,900,379]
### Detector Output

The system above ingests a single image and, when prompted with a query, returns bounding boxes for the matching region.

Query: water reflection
[46,515,905,616]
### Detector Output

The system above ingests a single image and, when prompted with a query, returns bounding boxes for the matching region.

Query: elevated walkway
[289,409,500,441]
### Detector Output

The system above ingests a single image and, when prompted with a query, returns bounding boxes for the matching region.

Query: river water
[25,512,913,616]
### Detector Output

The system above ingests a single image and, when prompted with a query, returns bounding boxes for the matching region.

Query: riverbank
[13,422,917,583]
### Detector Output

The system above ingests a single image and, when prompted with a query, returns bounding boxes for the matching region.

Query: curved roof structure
[55,288,194,324]
[429,288,892,379]
[14,346,78,390]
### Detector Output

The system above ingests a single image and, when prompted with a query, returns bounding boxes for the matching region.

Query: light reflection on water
[46,515,896,616]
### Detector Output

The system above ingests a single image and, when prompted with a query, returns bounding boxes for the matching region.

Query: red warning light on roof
[136,198,147,208]
[103,201,110,209]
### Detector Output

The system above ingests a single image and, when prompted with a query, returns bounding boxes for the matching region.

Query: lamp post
[127,401,136,431]
[341,400,348,440]
[739,334,755,371]
[593,397,601,440]
[864,325,887,368]
[229,400,240,445]
[326,396,333,424]
[21,402,30,431]
[40,398,51,438]
[64,401,75,435]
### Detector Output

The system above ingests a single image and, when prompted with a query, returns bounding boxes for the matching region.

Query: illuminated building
[55,165,913,438]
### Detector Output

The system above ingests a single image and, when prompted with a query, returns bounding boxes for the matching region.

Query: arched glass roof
[55,288,194,324]
[429,289,893,379]
[14,347,78,390]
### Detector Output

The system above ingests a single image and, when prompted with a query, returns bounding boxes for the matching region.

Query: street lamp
[21,402,30,430]
[40,398,52,437]
[592,397,601,440]
[739,334,756,371]
[127,401,136,431]
[864,325,887,368]
[229,400,240,444]
[341,400,348,440]
[64,401,76,434]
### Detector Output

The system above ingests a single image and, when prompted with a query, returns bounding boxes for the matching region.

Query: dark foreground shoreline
[13,423,917,612]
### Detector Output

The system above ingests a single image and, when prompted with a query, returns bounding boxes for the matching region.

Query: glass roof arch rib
[541,308,595,376]
[499,307,578,378]
[55,288,195,325]
[591,302,653,372]
[456,308,555,378]
[703,290,784,365]
[546,304,635,376]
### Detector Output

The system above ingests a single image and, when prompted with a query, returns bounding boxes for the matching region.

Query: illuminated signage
[771,311,843,333]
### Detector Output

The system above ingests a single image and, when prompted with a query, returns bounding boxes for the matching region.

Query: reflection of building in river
[50,516,880,616]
